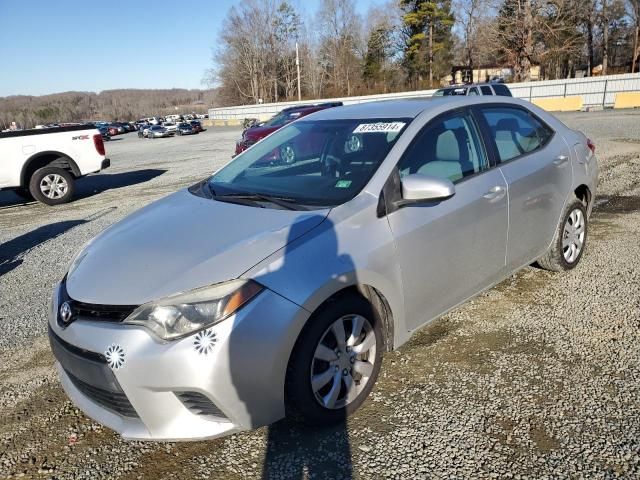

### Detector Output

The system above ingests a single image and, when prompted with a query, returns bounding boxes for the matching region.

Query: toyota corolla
[49,97,598,441]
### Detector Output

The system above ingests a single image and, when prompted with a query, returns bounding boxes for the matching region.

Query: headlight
[123,280,263,341]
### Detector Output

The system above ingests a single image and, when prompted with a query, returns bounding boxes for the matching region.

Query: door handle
[483,185,506,200]
[553,155,569,166]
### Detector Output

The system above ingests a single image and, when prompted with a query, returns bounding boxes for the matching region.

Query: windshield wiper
[215,193,303,210]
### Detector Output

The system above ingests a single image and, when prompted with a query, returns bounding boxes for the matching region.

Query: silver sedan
[49,96,597,440]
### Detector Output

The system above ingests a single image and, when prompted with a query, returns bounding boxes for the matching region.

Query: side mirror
[401,174,455,202]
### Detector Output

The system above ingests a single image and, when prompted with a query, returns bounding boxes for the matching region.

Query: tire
[280,144,296,164]
[537,198,588,271]
[285,293,383,425]
[13,187,34,201]
[28,166,75,206]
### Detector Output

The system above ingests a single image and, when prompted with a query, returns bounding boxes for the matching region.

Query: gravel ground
[0,110,639,479]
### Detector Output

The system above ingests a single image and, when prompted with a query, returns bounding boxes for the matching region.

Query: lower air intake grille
[175,392,228,420]
[67,371,138,418]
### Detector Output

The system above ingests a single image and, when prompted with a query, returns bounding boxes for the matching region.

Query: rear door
[474,105,573,269]
[387,108,508,330]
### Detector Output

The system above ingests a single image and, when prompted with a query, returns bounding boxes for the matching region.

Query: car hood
[66,189,329,305]
[244,125,278,141]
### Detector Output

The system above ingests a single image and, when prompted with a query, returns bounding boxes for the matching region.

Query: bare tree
[455,0,492,82]
[318,0,363,96]
[630,0,640,72]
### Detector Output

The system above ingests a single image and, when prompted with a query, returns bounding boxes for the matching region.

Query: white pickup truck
[0,125,110,205]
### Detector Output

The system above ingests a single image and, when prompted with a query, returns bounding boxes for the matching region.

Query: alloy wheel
[310,314,377,410]
[562,208,585,263]
[40,174,69,199]
[281,144,296,164]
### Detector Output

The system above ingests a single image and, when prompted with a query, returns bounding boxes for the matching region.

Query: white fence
[208,72,640,121]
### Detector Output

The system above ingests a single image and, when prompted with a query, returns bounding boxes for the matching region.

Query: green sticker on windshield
[335,180,352,188]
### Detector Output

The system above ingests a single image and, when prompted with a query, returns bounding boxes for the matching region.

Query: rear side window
[480,86,493,95]
[491,84,512,97]
[398,111,488,183]
[478,107,554,162]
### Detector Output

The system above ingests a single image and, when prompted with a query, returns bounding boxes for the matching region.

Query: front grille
[176,392,228,420]
[58,279,137,325]
[72,300,135,321]
[66,371,138,418]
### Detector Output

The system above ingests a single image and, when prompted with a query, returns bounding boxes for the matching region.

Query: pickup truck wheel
[29,166,75,205]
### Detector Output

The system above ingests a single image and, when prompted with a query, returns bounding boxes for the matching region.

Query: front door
[387,110,509,331]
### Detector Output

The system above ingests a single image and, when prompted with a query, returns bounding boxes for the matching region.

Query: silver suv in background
[434,83,512,97]
[49,96,597,441]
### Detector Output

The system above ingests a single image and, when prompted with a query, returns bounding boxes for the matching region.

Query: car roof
[305,96,526,121]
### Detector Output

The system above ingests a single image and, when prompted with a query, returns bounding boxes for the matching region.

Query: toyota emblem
[59,302,73,324]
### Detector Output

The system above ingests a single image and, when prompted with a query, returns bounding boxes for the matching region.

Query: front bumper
[49,284,307,441]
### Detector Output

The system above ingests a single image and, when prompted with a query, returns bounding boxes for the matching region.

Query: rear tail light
[93,134,106,156]
[587,138,595,154]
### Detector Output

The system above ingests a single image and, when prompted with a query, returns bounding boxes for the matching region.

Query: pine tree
[401,0,455,88]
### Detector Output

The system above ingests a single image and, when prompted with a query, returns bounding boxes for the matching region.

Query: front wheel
[29,166,75,205]
[537,198,588,271]
[285,294,383,425]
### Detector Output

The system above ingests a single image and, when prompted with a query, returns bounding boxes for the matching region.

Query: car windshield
[261,110,303,127]
[206,118,410,208]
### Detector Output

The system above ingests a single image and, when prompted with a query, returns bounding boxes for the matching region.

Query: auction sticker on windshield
[353,122,405,134]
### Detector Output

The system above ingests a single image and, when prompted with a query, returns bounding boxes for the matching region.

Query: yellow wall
[613,92,640,109]
[532,96,583,112]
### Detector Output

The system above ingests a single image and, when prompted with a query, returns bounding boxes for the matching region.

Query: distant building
[443,65,541,85]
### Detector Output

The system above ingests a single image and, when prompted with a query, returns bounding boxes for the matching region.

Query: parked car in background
[234,102,343,156]
[433,83,512,97]
[189,120,204,133]
[98,125,110,141]
[176,123,195,135]
[162,122,178,132]
[107,125,120,136]
[0,124,109,205]
[147,125,174,138]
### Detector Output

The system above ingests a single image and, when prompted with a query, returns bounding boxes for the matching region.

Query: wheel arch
[574,184,592,215]
[21,151,80,187]
[300,284,395,353]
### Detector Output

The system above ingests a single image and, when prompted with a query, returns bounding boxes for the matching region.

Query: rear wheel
[29,166,75,205]
[537,198,588,271]
[280,144,296,164]
[285,294,383,425]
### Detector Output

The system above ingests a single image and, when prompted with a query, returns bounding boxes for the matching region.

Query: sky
[0,0,383,97]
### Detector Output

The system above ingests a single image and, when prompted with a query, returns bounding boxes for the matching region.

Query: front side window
[398,112,488,183]
[479,107,553,162]
[207,118,410,207]
[468,87,480,96]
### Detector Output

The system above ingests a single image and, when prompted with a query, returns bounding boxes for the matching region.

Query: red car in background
[234,102,343,159]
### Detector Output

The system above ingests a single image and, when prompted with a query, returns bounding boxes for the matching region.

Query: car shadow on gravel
[0,169,166,207]
[73,168,167,200]
[0,219,87,277]
[227,215,355,479]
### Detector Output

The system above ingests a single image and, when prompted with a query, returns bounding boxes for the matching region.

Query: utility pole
[295,41,302,101]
